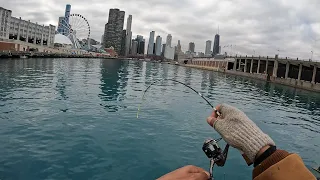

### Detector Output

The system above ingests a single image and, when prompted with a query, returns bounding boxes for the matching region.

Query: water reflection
[223,74,320,134]
[201,71,208,91]
[0,59,54,102]
[81,59,94,86]
[54,61,69,100]
[99,59,129,112]
[184,67,192,86]
[0,59,54,90]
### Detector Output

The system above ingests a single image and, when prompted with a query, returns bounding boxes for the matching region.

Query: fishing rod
[137,79,226,180]
[136,79,220,118]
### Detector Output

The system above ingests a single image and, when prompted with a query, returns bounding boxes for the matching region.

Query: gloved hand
[207,104,275,162]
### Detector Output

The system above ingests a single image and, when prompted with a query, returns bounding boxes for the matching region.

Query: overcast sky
[3,0,320,60]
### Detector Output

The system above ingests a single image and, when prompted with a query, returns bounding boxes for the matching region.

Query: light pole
[232,45,236,56]
[253,50,255,56]
[311,38,320,61]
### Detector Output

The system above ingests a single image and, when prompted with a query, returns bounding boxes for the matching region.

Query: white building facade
[164,46,174,60]
[0,7,55,47]
[163,34,174,60]
[0,7,12,39]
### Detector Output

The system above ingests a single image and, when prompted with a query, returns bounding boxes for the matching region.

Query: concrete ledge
[183,64,220,71]
[314,84,320,91]
[272,77,320,92]
[302,81,313,89]
[226,70,268,81]
[290,79,297,86]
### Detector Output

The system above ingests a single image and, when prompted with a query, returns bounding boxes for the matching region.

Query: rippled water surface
[0,58,319,180]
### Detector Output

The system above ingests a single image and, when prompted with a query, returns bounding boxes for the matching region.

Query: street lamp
[311,38,320,61]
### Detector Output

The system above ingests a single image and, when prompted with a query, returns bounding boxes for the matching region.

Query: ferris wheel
[58,14,91,49]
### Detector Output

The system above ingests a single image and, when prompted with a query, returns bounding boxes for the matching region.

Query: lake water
[0,58,319,180]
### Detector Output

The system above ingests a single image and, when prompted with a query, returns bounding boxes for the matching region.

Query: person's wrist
[253,145,278,167]
[255,145,271,160]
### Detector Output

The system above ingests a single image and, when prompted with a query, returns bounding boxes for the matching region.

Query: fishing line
[136,79,215,118]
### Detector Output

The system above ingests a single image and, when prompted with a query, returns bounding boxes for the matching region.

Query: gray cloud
[2,0,320,60]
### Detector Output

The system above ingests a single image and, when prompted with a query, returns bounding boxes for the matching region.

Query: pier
[188,55,320,93]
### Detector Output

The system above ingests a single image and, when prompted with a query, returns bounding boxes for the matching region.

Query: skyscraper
[189,42,195,53]
[101,34,104,45]
[57,16,65,33]
[120,29,126,56]
[166,34,172,47]
[131,40,138,55]
[135,35,145,54]
[147,31,155,55]
[125,15,132,56]
[138,41,145,54]
[65,4,71,21]
[162,44,166,57]
[103,8,125,54]
[155,35,162,56]
[205,40,212,55]
[177,40,182,53]
[164,34,174,60]
[213,34,220,56]
[57,4,71,35]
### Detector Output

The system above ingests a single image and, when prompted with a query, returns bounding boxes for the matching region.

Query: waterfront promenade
[0,51,115,59]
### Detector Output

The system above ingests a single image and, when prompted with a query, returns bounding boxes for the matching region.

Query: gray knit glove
[212,104,275,162]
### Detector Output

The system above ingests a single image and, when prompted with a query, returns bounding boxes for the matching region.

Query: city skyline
[4,0,320,59]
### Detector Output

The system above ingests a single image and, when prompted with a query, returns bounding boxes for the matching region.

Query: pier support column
[238,59,241,70]
[272,60,278,77]
[244,59,247,72]
[48,25,51,47]
[250,58,254,73]
[285,62,290,79]
[265,60,269,74]
[34,23,37,45]
[26,20,30,43]
[17,17,22,41]
[298,64,302,81]
[257,58,261,73]
[41,25,44,46]
[312,65,317,83]
[233,59,237,71]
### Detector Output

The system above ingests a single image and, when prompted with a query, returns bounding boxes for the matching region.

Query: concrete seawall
[184,56,320,93]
